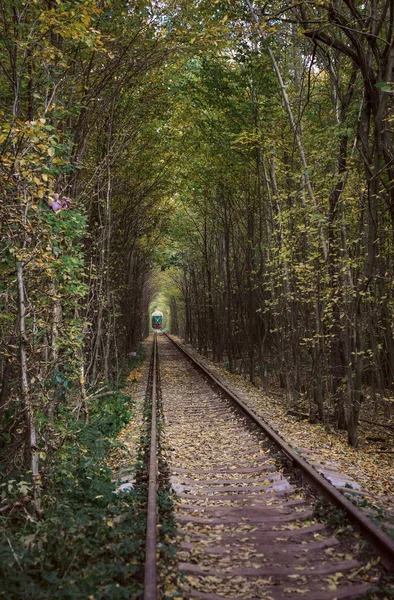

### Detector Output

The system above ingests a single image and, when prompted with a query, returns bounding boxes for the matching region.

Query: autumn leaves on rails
[147,334,386,599]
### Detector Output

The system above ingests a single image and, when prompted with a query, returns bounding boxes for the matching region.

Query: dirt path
[110,342,151,488]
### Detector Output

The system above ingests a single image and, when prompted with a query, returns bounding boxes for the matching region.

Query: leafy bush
[0,391,144,600]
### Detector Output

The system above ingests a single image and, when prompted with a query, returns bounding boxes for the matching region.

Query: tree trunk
[16,259,41,510]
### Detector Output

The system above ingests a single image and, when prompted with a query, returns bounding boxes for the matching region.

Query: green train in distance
[152,310,163,330]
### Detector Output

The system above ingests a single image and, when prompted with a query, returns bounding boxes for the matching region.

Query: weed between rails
[0,353,147,600]
[313,497,352,535]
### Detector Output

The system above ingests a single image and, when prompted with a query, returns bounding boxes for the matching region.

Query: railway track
[143,332,394,599]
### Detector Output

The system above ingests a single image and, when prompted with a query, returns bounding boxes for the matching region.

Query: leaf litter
[178,339,394,533]
[158,335,381,599]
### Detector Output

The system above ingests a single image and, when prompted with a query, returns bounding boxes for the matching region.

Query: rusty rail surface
[144,333,158,600]
[163,331,394,571]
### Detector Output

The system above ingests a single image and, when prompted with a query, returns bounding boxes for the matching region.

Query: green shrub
[0,391,144,600]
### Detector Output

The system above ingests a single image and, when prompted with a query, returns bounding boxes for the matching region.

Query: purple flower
[47,194,72,213]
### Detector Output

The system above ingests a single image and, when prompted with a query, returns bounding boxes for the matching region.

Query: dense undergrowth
[0,354,147,600]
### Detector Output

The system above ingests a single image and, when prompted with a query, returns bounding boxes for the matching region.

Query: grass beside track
[0,353,147,600]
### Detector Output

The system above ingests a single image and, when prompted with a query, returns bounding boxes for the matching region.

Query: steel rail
[163,331,394,571]
[144,333,158,600]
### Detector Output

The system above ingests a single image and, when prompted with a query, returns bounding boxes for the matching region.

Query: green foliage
[157,0,394,451]
[0,391,144,600]
[1,2,394,594]
[0,0,176,504]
